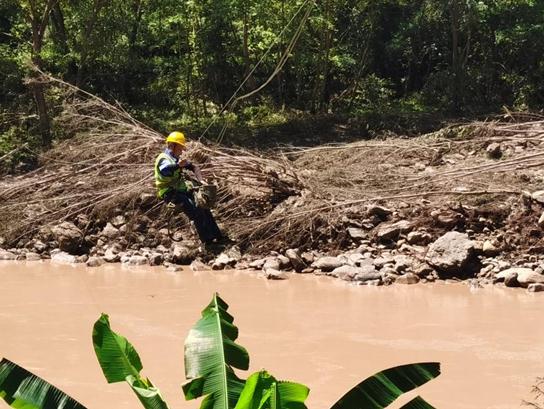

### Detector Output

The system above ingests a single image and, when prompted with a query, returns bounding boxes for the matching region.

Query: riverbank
[1,84,544,291]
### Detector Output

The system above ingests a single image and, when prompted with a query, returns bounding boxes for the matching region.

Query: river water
[0,261,542,409]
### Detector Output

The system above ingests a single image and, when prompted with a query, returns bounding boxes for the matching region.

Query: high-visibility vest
[153,152,188,198]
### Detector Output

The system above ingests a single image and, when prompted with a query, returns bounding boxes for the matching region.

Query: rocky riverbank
[2,192,544,293]
[2,88,544,292]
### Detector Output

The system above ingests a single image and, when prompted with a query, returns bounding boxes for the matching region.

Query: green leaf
[399,396,436,409]
[92,314,169,409]
[182,293,250,409]
[0,358,87,409]
[330,362,440,409]
[234,371,309,409]
[126,376,169,409]
[92,313,143,383]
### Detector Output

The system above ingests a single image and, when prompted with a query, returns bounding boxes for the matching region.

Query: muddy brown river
[1,261,542,409]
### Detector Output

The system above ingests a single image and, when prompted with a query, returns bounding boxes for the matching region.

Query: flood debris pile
[1,81,544,292]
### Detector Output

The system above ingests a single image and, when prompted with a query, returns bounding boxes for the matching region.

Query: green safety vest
[154,152,188,198]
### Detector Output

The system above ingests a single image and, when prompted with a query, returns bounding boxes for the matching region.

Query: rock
[212,253,235,270]
[111,215,126,228]
[367,205,392,219]
[128,255,148,266]
[413,263,434,277]
[531,190,544,204]
[285,249,307,273]
[514,270,544,287]
[330,265,361,280]
[25,252,42,261]
[103,248,120,263]
[393,255,412,272]
[496,268,544,287]
[300,267,314,274]
[482,240,499,256]
[372,256,393,269]
[425,232,475,277]
[86,257,105,267]
[486,143,502,159]
[172,244,197,264]
[51,222,83,254]
[249,258,266,269]
[313,256,345,272]
[300,252,314,264]
[263,257,281,271]
[528,283,544,293]
[276,255,291,270]
[347,227,367,240]
[504,272,519,288]
[353,266,383,282]
[538,212,544,229]
[396,273,420,285]
[265,269,289,280]
[149,253,163,266]
[101,223,119,239]
[0,250,16,260]
[375,220,413,241]
[190,260,208,271]
[76,254,89,263]
[407,231,432,245]
[51,251,77,264]
[33,240,47,253]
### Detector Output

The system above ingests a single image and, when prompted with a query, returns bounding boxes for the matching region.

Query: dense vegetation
[1,0,544,167]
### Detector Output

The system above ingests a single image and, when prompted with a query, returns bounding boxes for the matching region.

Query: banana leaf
[182,293,250,409]
[330,362,440,409]
[234,371,309,409]
[0,358,86,409]
[399,396,436,409]
[92,314,169,409]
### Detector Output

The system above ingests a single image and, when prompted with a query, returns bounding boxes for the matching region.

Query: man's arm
[178,159,204,183]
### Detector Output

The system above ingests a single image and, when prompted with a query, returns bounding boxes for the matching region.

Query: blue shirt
[158,148,194,177]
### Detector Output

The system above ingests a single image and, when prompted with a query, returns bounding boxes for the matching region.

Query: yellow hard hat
[166,131,186,146]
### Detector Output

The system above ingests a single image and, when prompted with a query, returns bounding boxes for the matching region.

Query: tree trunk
[50,1,69,55]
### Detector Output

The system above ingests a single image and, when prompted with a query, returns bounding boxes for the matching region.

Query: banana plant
[1,292,442,409]
[0,358,86,409]
[92,313,169,409]
[330,363,440,409]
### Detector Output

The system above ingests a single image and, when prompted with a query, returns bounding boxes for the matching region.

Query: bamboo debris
[1,76,543,252]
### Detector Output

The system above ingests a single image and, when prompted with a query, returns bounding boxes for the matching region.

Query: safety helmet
[166,131,186,146]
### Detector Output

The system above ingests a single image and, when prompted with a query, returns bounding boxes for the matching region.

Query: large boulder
[51,222,83,254]
[425,232,475,277]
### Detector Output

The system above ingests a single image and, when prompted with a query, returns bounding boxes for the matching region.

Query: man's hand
[178,159,189,168]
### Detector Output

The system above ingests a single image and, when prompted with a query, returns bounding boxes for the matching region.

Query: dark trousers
[164,190,222,243]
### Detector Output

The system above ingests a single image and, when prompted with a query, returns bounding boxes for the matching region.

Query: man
[154,131,226,246]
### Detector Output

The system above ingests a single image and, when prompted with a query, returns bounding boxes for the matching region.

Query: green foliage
[92,314,170,409]
[234,371,309,409]
[0,358,87,409]
[183,293,250,409]
[330,363,440,409]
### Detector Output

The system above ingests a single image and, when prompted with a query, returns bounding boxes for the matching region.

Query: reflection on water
[1,261,542,409]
